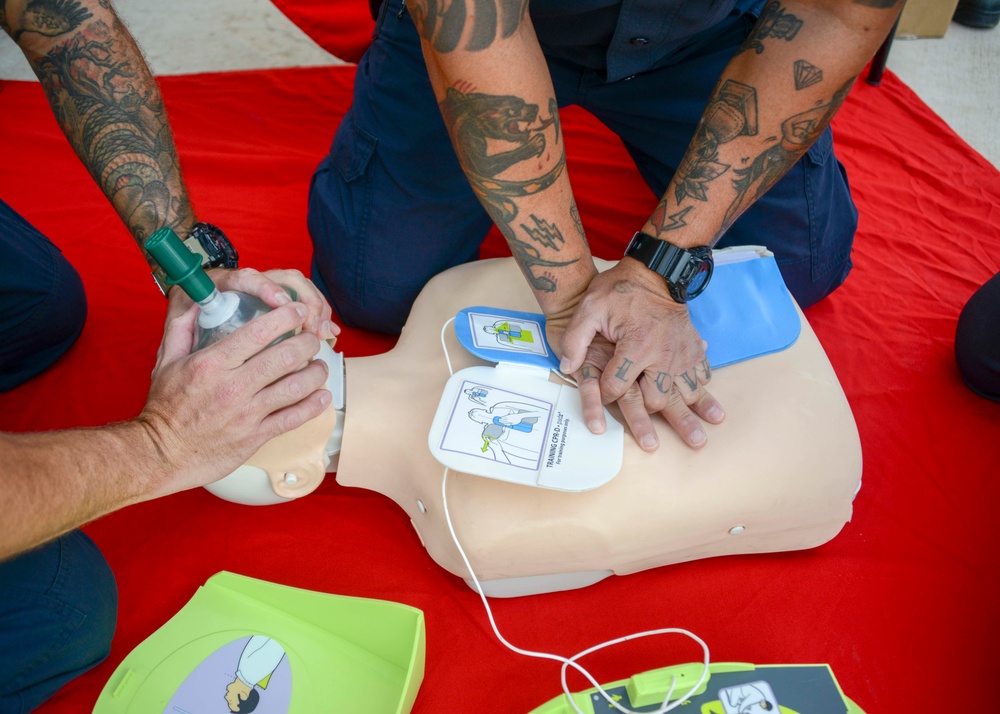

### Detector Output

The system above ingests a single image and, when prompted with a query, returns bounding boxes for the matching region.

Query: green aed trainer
[529,661,865,714]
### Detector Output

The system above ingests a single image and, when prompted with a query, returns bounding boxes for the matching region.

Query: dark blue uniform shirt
[530,0,765,82]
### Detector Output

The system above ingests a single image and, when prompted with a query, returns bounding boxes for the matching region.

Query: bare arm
[560,0,903,450]
[0,298,331,561]
[1,0,194,266]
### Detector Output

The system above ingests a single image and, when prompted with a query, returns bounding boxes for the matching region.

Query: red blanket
[1,53,998,714]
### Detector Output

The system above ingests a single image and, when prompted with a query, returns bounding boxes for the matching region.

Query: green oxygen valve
[144,227,280,352]
[145,227,216,303]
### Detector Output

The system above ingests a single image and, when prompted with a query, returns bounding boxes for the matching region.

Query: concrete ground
[0,1,997,167]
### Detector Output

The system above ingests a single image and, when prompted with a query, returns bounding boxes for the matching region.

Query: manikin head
[204,340,344,506]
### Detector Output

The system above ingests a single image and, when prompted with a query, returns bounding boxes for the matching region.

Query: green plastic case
[94,572,425,714]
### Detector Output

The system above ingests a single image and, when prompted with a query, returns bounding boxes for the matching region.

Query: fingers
[598,346,647,405]
[203,302,311,370]
[259,387,333,442]
[576,362,606,435]
[216,268,338,340]
[154,304,199,373]
[674,358,725,425]
[253,355,330,420]
[558,312,600,376]
[655,363,724,449]
[241,330,323,394]
[265,268,338,340]
[616,381,658,452]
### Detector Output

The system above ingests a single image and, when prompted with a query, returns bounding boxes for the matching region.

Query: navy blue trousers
[0,532,117,713]
[308,9,859,334]
[956,271,1000,402]
[1,201,111,711]
[0,198,88,392]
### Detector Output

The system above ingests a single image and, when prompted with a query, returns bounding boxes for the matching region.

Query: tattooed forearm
[7,0,93,42]
[521,215,564,250]
[670,79,758,207]
[506,232,578,293]
[650,204,693,235]
[7,2,193,264]
[723,78,854,230]
[439,85,562,225]
[410,0,529,53]
[737,1,803,56]
[569,200,587,244]
[440,84,576,291]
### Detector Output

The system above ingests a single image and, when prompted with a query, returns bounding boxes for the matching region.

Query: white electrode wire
[441,466,710,714]
[440,316,456,376]
[438,316,710,711]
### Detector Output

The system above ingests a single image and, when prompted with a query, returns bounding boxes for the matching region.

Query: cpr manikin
[211,256,862,597]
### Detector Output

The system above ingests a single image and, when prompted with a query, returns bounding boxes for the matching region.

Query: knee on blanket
[956,271,1000,401]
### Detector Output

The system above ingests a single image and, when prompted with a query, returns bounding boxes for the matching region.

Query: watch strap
[625,232,713,303]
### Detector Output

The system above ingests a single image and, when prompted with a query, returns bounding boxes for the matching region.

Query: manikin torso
[208,257,862,596]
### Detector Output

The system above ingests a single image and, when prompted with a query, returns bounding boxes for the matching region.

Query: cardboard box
[896,0,961,38]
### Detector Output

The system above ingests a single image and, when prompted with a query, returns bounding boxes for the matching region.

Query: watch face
[686,260,712,300]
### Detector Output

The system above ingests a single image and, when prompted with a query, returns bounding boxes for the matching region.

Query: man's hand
[553,259,725,451]
[138,300,332,498]
[166,267,339,341]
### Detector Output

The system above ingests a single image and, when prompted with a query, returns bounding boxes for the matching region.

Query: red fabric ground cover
[1,59,998,712]
[271,0,376,63]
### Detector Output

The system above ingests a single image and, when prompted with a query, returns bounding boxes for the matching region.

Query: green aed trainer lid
[94,571,425,714]
[145,227,215,303]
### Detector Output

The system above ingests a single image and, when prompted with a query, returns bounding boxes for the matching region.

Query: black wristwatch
[151,222,238,296]
[624,231,714,303]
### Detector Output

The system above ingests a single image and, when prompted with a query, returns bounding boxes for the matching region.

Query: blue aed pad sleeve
[688,252,802,369]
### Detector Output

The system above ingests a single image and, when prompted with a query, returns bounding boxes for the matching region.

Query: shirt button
[629,37,650,46]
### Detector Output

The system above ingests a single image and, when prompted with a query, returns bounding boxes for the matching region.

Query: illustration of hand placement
[551,259,725,451]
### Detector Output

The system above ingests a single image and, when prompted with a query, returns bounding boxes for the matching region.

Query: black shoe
[954,0,1000,28]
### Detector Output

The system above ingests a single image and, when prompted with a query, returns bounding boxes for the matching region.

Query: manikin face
[204,341,344,506]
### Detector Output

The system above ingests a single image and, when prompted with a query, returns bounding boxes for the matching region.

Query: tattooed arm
[1,0,337,335]
[407,0,598,311]
[1,0,193,265]
[406,0,685,444]
[560,0,904,450]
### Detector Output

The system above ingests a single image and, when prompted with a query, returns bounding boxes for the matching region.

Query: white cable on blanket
[438,317,711,713]
[440,467,709,714]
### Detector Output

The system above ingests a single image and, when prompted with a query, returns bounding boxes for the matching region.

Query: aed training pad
[94,571,425,714]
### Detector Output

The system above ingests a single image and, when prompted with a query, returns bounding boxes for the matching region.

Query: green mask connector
[145,228,216,303]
